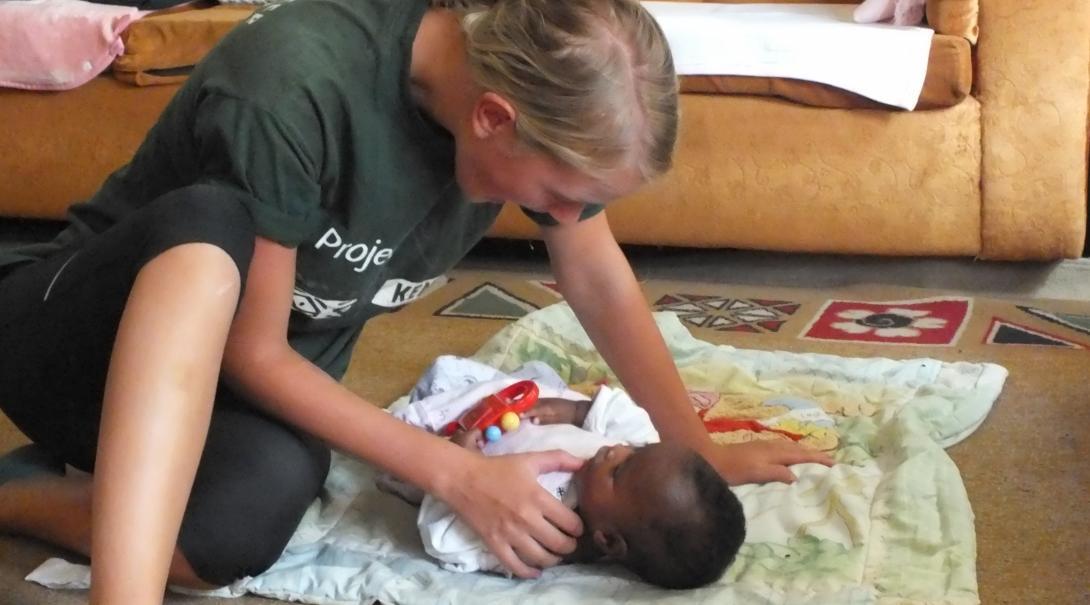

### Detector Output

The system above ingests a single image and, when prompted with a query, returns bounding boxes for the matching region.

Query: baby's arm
[581,386,660,445]
[522,397,592,427]
[449,427,484,451]
[523,390,659,446]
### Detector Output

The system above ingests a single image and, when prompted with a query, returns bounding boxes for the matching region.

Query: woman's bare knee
[139,243,242,303]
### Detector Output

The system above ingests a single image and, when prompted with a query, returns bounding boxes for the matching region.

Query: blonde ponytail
[433,0,678,181]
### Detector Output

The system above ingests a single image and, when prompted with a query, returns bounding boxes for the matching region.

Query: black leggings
[0,185,331,586]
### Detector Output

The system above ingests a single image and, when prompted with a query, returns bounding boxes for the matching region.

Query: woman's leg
[0,381,332,593]
[0,471,214,588]
[0,185,259,600]
[0,244,242,597]
[0,390,332,593]
[176,400,331,586]
[90,242,241,603]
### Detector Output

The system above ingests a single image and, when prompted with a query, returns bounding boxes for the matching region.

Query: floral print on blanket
[472,304,1005,605]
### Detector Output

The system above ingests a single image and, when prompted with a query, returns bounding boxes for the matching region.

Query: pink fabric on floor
[0,0,145,91]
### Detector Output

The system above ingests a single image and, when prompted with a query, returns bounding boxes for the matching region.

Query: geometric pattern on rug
[801,296,972,346]
[653,294,800,332]
[434,282,539,320]
[527,280,564,298]
[1017,305,1090,337]
[984,317,1086,349]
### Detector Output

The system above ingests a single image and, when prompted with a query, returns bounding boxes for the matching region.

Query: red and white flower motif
[802,297,971,346]
[830,307,947,338]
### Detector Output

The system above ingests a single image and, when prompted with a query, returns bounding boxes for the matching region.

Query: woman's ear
[471,92,516,139]
[591,528,628,561]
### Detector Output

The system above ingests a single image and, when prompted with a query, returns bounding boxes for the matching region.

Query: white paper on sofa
[644,2,934,109]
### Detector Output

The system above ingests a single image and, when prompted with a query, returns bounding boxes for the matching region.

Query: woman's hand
[702,439,835,485]
[436,449,586,578]
[522,397,591,426]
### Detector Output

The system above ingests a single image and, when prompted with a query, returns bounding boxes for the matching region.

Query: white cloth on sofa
[644,2,934,109]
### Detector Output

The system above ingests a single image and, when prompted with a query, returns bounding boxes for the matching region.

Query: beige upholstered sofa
[0,0,1086,260]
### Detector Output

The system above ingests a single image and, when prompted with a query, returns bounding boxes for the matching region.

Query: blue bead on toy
[484,425,502,443]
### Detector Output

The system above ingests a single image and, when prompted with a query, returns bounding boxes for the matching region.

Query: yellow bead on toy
[500,411,520,433]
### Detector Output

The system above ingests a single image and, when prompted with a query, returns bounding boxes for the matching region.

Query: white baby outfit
[384,356,659,573]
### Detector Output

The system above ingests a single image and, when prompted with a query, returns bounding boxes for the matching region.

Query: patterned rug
[1,270,1086,605]
[343,270,1089,605]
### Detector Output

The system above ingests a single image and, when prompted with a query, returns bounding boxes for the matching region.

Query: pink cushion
[0,0,144,91]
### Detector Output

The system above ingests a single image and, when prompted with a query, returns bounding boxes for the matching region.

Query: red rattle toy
[442,380,540,442]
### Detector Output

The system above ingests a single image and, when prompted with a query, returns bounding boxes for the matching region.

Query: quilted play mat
[29,304,1006,604]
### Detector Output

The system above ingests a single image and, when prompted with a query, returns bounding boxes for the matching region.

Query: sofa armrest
[976,0,1089,260]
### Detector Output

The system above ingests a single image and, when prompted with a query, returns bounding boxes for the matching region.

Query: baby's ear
[592,528,628,561]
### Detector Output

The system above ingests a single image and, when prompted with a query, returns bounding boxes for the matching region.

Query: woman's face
[453,98,644,225]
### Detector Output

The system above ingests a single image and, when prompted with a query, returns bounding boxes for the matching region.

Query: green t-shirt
[1,0,599,378]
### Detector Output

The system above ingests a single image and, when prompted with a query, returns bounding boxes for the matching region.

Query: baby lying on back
[380,357,746,589]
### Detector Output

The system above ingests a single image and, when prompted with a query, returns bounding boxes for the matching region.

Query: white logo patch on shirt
[313,227,395,274]
[372,276,447,308]
[293,287,358,319]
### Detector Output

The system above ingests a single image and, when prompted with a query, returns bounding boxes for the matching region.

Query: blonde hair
[431,0,678,182]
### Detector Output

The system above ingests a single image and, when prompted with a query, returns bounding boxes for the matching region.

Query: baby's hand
[523,398,591,427]
[450,427,484,451]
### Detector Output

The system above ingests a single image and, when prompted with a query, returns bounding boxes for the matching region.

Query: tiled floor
[4,217,1088,301]
[462,238,1090,301]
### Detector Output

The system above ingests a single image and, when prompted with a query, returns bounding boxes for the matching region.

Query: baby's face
[573,442,692,534]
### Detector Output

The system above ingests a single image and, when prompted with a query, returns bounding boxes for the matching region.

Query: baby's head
[572,441,745,589]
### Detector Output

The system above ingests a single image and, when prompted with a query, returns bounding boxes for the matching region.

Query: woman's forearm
[545,218,712,451]
[222,348,473,495]
[563,269,710,447]
[219,236,474,495]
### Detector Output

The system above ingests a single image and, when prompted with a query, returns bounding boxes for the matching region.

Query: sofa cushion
[680,34,970,110]
[112,1,256,86]
[927,0,978,44]
[0,76,181,219]
[490,93,985,256]
[111,0,970,110]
